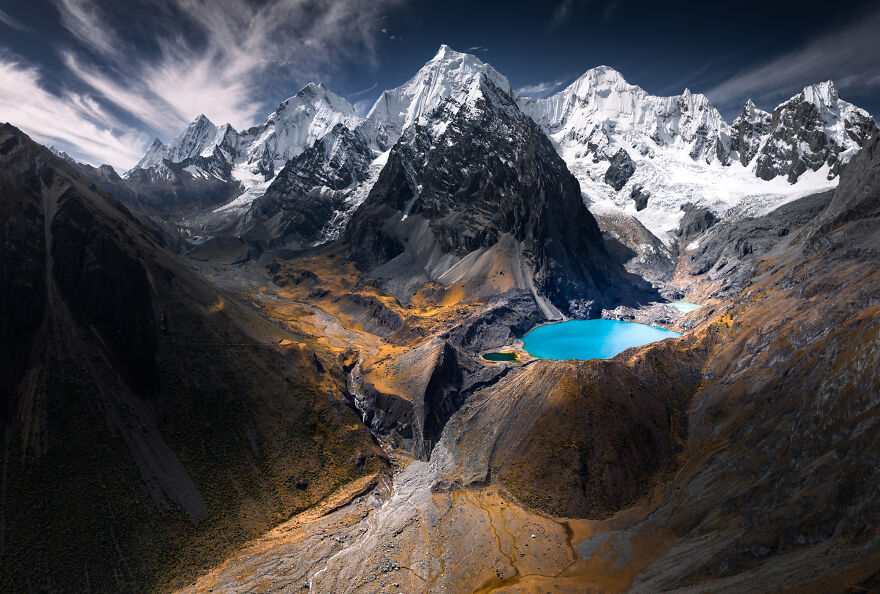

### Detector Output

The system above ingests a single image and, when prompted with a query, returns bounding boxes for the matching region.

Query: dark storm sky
[1,0,879,169]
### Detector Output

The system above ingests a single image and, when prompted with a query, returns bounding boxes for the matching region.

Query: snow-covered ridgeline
[128,45,877,242]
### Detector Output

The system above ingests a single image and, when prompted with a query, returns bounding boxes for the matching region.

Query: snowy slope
[128,83,367,214]
[521,67,876,242]
[521,66,728,165]
[365,45,514,147]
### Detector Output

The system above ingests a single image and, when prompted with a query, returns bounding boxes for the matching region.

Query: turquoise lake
[668,301,701,313]
[522,319,682,361]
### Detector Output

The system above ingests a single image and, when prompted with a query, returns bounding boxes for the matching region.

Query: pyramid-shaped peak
[299,81,330,94]
[275,82,358,116]
[431,44,478,62]
[802,80,839,105]
[555,65,641,100]
[739,98,770,119]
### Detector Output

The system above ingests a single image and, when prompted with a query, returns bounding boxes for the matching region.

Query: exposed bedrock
[603,147,636,191]
[630,183,650,211]
[675,203,719,249]
[681,190,834,298]
[591,208,675,290]
[351,295,542,460]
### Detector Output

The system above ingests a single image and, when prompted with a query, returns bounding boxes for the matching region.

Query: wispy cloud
[0,9,32,32]
[0,0,402,169]
[707,8,880,112]
[548,0,618,30]
[517,78,568,98]
[548,0,586,30]
[466,46,488,52]
[353,99,373,117]
[53,0,402,134]
[602,0,618,22]
[348,82,378,98]
[0,58,149,169]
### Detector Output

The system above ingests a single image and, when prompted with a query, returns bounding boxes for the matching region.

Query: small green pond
[482,352,518,362]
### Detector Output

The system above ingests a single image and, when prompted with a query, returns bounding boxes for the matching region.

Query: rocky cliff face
[346,72,633,317]
[755,82,877,182]
[236,124,375,249]
[728,99,771,166]
[604,147,636,190]
[124,151,243,215]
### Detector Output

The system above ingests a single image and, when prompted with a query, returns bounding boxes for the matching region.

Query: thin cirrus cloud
[707,8,880,111]
[0,59,149,169]
[0,8,31,32]
[52,0,404,133]
[547,0,617,30]
[517,79,568,98]
[0,0,402,169]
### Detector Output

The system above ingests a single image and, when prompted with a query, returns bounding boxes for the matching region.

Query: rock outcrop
[603,148,636,190]
[237,124,374,250]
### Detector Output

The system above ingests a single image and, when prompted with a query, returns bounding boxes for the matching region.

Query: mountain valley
[1,43,879,593]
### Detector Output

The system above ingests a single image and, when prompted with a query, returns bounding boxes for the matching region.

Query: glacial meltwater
[522,319,681,360]
[668,301,701,313]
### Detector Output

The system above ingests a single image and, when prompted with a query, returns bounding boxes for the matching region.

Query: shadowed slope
[0,125,383,592]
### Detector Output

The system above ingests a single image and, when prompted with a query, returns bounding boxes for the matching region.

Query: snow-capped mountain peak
[365,45,513,145]
[801,80,838,108]
[520,65,875,242]
[235,82,363,180]
[751,79,877,184]
[276,82,360,118]
[522,65,727,165]
[125,51,876,251]
[741,98,768,118]
[133,138,168,170]
[163,114,219,163]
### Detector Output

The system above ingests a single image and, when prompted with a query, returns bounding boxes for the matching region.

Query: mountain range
[2,44,880,593]
[121,45,876,247]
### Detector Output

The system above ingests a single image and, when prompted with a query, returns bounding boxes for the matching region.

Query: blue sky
[1,0,879,169]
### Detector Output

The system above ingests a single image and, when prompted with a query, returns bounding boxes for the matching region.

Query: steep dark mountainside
[679,190,835,297]
[0,125,382,592]
[591,208,676,289]
[346,74,637,318]
[123,153,243,216]
[237,123,374,250]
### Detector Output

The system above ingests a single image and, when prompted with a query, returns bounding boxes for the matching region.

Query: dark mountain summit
[346,74,636,318]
